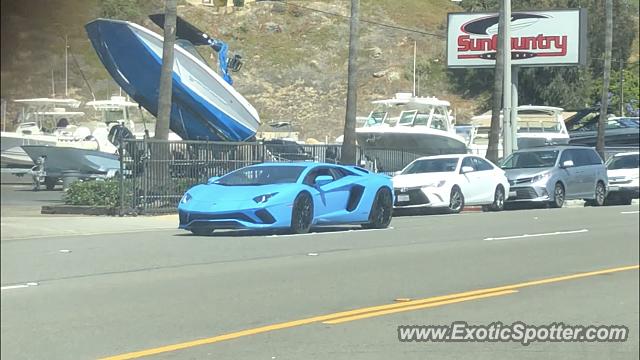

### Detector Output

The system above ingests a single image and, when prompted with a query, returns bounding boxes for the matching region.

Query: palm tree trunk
[340,0,359,165]
[155,0,178,140]
[596,0,613,159]
[486,2,506,164]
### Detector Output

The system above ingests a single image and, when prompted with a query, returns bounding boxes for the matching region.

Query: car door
[577,148,605,197]
[558,149,583,198]
[471,157,500,203]
[303,166,351,220]
[458,156,483,204]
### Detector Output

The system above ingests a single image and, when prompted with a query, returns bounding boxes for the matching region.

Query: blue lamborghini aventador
[178,162,394,235]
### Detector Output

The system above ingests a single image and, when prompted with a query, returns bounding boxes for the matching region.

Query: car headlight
[180,193,192,204]
[531,173,551,183]
[253,192,278,204]
[423,180,446,188]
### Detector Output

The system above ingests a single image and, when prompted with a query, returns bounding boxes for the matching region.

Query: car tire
[448,186,465,214]
[290,192,313,234]
[592,181,606,207]
[489,185,505,211]
[362,187,393,229]
[549,182,565,208]
[190,227,214,236]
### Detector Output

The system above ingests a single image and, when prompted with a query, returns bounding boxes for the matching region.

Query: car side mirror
[393,170,402,176]
[461,166,474,174]
[314,175,333,187]
[560,160,574,168]
[207,176,220,184]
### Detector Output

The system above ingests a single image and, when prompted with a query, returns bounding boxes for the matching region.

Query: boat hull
[85,19,260,142]
[356,128,467,172]
[21,145,119,177]
[569,129,639,147]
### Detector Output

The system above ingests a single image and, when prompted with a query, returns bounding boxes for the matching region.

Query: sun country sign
[447,9,587,68]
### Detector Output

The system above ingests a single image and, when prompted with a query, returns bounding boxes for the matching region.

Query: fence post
[119,140,125,217]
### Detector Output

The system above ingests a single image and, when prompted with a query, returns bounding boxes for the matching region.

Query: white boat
[1,98,85,167]
[465,105,570,158]
[355,93,467,172]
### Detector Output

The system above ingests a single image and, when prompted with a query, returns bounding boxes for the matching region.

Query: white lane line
[269,227,394,238]
[483,229,589,241]
[621,211,639,214]
[1,282,39,291]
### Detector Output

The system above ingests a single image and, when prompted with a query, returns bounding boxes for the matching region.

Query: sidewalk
[1,214,178,241]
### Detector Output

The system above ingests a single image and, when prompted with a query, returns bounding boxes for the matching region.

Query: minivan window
[501,150,559,169]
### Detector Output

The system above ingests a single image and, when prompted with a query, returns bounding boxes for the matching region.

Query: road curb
[41,205,116,216]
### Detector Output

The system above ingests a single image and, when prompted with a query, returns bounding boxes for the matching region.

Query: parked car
[178,162,393,235]
[263,139,314,161]
[501,146,608,208]
[392,155,509,213]
[605,151,639,205]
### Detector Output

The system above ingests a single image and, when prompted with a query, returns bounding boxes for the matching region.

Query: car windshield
[215,165,306,186]
[501,150,559,169]
[607,154,639,170]
[402,158,459,174]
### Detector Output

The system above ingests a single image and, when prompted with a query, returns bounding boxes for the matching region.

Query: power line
[257,0,446,39]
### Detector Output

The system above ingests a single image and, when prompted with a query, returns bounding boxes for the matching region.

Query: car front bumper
[178,201,293,231]
[393,186,450,208]
[506,185,552,202]
[607,183,640,198]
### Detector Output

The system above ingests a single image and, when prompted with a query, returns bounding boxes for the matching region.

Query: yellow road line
[323,289,518,324]
[100,264,639,360]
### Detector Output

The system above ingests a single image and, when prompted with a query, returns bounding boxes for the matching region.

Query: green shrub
[63,180,122,208]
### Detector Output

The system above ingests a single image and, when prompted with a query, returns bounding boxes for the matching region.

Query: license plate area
[397,194,410,202]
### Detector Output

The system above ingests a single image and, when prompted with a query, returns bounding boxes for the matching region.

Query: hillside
[1,0,475,140]
[3,1,636,141]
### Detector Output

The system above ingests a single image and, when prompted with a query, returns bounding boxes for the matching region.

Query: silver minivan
[500,146,608,208]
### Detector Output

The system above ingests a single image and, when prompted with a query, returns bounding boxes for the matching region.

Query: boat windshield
[215,165,306,186]
[398,110,417,125]
[176,39,208,65]
[606,153,639,170]
[365,111,387,126]
[501,150,559,169]
[402,158,459,174]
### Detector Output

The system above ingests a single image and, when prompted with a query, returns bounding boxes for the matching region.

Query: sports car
[178,162,394,235]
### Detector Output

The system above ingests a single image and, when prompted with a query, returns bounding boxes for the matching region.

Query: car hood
[392,172,454,188]
[188,183,289,201]
[503,167,553,180]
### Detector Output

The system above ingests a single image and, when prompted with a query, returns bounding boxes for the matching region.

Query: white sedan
[605,151,639,205]
[392,154,510,213]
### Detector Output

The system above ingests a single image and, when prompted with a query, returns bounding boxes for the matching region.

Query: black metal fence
[117,139,638,214]
[118,139,422,214]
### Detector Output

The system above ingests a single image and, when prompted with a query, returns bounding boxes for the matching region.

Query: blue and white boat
[85,18,260,142]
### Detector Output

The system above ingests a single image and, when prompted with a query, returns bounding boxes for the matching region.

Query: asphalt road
[1,204,638,359]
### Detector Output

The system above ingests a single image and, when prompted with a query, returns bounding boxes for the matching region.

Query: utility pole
[619,58,624,116]
[597,0,613,159]
[65,35,69,97]
[486,1,507,164]
[340,0,359,165]
[502,0,512,157]
[155,0,178,140]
